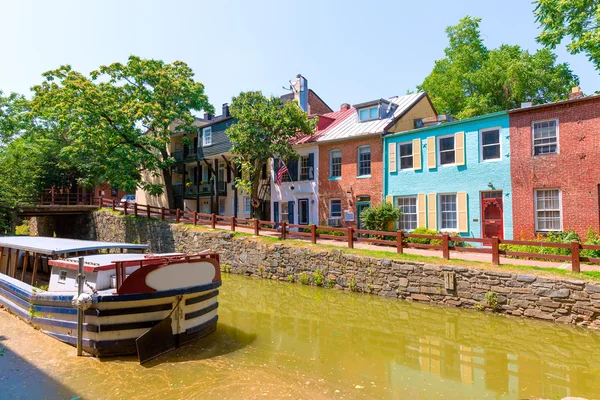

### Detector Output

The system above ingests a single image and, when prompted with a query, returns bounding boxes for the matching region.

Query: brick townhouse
[509,88,600,238]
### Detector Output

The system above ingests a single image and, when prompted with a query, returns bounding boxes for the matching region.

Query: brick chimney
[222,103,230,117]
[568,86,584,100]
[203,112,213,121]
[340,103,351,111]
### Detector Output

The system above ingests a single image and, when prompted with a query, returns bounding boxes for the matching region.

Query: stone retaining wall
[92,211,600,329]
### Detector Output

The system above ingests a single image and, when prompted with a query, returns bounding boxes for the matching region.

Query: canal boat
[0,236,221,362]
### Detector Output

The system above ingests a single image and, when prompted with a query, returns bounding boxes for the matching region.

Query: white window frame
[357,145,371,177]
[298,199,309,225]
[243,197,251,214]
[438,193,458,232]
[330,149,342,178]
[479,127,502,162]
[437,135,456,166]
[358,106,379,121]
[532,119,559,156]
[202,127,212,147]
[299,155,310,181]
[398,141,414,170]
[534,188,562,232]
[280,202,290,223]
[396,196,418,231]
[329,199,342,219]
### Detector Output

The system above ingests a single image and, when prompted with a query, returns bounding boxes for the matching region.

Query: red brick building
[509,90,600,238]
[316,93,437,228]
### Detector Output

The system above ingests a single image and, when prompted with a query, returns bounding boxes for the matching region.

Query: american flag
[275,160,288,186]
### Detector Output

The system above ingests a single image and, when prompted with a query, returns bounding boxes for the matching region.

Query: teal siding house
[383,111,513,239]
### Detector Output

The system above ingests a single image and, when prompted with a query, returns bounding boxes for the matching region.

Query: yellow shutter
[413,139,422,170]
[385,195,393,205]
[427,137,436,169]
[388,142,397,173]
[455,132,465,166]
[458,192,468,233]
[427,193,437,231]
[417,194,426,228]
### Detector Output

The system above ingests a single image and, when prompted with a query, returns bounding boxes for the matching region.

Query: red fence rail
[18,195,600,273]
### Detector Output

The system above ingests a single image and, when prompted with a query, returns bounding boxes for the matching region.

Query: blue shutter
[274,202,279,222]
[308,153,314,180]
[273,158,280,182]
[288,201,294,224]
[288,160,298,181]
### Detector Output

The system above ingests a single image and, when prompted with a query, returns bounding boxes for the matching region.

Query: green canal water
[1,273,600,399]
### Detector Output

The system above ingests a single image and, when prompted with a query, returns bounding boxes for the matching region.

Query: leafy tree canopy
[359,202,402,233]
[226,91,316,216]
[418,16,579,119]
[30,56,213,208]
[535,0,600,71]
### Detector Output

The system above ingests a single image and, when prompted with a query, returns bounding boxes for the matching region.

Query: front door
[481,191,503,239]
[298,199,309,225]
[356,200,370,230]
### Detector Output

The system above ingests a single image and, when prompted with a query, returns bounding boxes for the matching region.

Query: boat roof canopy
[0,236,148,256]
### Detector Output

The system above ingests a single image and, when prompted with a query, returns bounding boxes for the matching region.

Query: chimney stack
[568,86,583,100]
[203,112,213,121]
[293,74,309,113]
[222,103,230,117]
[340,103,351,111]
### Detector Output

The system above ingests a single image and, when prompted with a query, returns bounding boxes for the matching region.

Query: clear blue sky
[1,0,598,112]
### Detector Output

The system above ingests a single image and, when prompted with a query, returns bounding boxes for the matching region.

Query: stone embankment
[91,211,600,329]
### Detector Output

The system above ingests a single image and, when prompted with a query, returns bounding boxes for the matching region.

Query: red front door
[482,192,503,239]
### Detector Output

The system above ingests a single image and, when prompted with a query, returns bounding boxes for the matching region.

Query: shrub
[582,227,600,258]
[299,272,310,285]
[303,227,345,237]
[313,268,325,286]
[326,277,336,288]
[359,202,402,232]
[15,221,30,236]
[500,230,580,260]
[349,276,358,292]
[484,291,499,310]
[406,227,441,245]
[288,274,295,283]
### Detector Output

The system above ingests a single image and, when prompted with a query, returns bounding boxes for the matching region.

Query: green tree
[359,202,402,233]
[535,0,600,71]
[0,91,29,145]
[419,16,579,119]
[226,91,315,218]
[31,56,213,209]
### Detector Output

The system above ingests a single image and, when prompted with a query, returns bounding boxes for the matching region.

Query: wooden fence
[19,195,600,273]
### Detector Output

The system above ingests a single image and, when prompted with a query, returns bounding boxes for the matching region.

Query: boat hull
[0,273,220,357]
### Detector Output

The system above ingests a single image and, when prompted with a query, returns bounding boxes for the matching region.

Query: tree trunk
[162,168,176,210]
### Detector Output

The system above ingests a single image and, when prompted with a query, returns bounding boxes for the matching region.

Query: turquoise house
[383,111,513,239]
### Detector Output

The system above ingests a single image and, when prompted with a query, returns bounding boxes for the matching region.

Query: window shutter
[273,158,280,182]
[199,165,203,182]
[427,137,436,169]
[308,153,315,180]
[288,201,295,224]
[413,139,422,170]
[418,194,426,228]
[273,202,279,223]
[455,132,465,166]
[458,192,468,232]
[385,195,393,204]
[427,193,437,231]
[226,164,231,182]
[288,160,298,181]
[388,142,397,173]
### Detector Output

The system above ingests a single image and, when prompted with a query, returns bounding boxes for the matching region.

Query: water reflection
[220,274,600,399]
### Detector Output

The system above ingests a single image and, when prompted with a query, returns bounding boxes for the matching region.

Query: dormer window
[359,106,379,121]
[202,127,212,147]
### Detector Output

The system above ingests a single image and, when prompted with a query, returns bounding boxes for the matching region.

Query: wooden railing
[22,196,600,273]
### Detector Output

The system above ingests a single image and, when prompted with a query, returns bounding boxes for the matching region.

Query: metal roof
[316,93,426,143]
[0,236,148,255]
[291,107,355,145]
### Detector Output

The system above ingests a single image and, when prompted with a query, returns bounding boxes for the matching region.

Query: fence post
[146,204,151,219]
[281,221,287,240]
[254,219,259,236]
[192,211,197,225]
[133,202,138,217]
[491,237,500,265]
[161,207,165,221]
[396,230,403,254]
[347,226,354,249]
[123,201,128,216]
[442,233,450,260]
[311,224,317,244]
[571,241,581,273]
[211,213,216,229]
[176,209,181,223]
[112,199,116,211]
[231,216,236,232]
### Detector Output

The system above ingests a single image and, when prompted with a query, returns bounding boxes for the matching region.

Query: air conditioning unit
[327,218,342,227]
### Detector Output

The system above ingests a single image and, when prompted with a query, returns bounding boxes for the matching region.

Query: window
[219,198,226,215]
[202,127,212,147]
[358,106,379,121]
[533,120,558,155]
[439,194,457,230]
[330,199,342,218]
[535,189,561,231]
[330,149,342,178]
[299,155,310,181]
[438,136,455,165]
[243,197,251,214]
[298,199,309,225]
[397,196,417,231]
[480,128,501,161]
[281,202,289,222]
[358,146,371,176]
[201,166,209,182]
[399,142,413,170]
[58,270,67,284]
